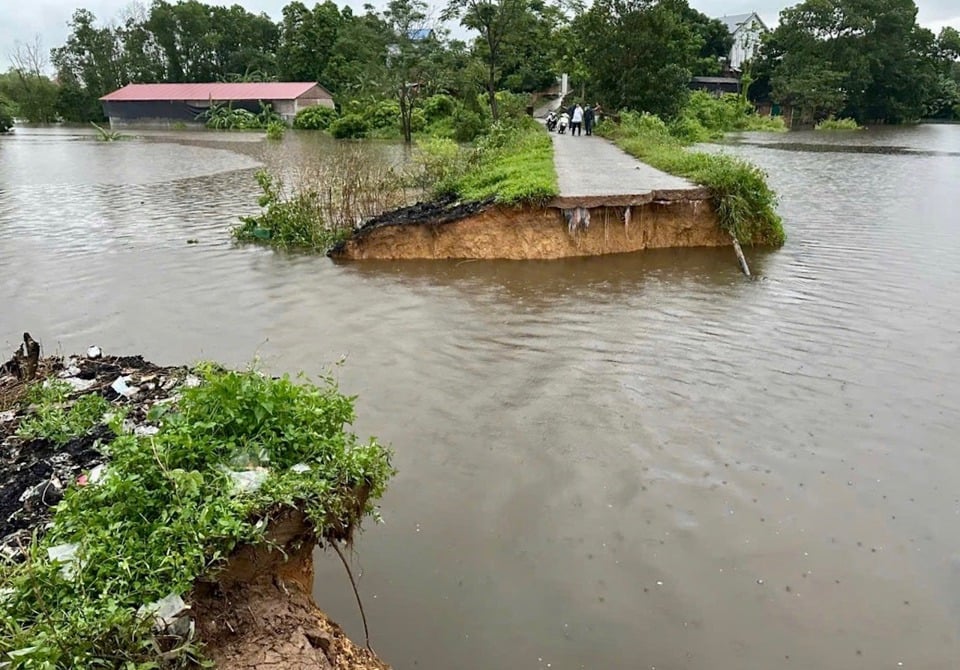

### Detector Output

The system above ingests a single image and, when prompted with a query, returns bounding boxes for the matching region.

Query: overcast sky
[1,0,958,71]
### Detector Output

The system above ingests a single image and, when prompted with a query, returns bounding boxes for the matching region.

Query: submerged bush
[815,116,862,130]
[234,170,341,251]
[293,105,338,130]
[265,120,286,140]
[0,99,12,133]
[672,91,786,141]
[0,365,393,668]
[599,110,785,246]
[329,113,370,139]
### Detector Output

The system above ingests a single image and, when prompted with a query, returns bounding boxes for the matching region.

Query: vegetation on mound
[0,363,393,668]
[234,150,409,253]
[199,102,283,131]
[669,91,787,142]
[814,116,863,131]
[416,117,558,206]
[598,111,784,247]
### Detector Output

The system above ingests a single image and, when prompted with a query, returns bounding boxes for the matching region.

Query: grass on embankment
[815,116,863,131]
[417,117,558,206]
[1,365,393,668]
[598,111,785,247]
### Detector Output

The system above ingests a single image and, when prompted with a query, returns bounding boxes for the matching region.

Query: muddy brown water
[2,125,960,669]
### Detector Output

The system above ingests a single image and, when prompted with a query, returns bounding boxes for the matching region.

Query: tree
[758,0,941,123]
[572,0,701,118]
[441,0,531,120]
[0,97,13,132]
[5,37,59,122]
[382,0,431,143]
[51,9,125,121]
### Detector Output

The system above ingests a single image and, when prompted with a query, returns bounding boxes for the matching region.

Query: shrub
[413,137,467,195]
[0,98,13,133]
[815,116,862,130]
[452,107,486,142]
[265,120,286,140]
[233,170,336,251]
[421,94,456,122]
[365,99,401,130]
[673,91,787,139]
[329,113,370,139]
[293,105,338,130]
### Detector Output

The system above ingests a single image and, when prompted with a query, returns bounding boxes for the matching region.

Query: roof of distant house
[100,82,329,102]
[718,12,767,34]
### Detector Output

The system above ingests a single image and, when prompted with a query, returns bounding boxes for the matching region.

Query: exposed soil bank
[333,193,725,261]
[193,509,388,670]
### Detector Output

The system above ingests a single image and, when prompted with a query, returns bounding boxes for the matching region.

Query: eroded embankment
[332,189,725,261]
[0,334,390,669]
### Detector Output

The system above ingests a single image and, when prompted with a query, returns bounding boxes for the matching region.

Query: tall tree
[382,0,432,143]
[759,0,940,123]
[572,0,701,118]
[441,0,530,120]
[51,9,125,121]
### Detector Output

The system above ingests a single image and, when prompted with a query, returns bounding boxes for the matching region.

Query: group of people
[545,103,602,136]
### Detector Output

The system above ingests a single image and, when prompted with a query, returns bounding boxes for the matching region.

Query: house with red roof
[99,82,334,128]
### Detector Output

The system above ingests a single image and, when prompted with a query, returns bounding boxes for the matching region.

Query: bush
[365,99,401,130]
[452,107,486,142]
[233,170,340,251]
[413,137,466,195]
[421,94,456,122]
[293,105,338,130]
[815,116,862,130]
[329,113,370,139]
[0,98,13,133]
[265,121,285,140]
[673,91,787,139]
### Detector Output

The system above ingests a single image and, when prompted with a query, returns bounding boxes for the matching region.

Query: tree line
[1,0,958,132]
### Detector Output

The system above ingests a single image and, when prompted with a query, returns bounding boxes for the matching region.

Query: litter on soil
[0,334,191,561]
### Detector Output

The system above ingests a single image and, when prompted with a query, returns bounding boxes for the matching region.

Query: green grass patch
[16,380,111,445]
[416,118,558,206]
[815,116,863,130]
[598,111,785,246]
[1,364,393,668]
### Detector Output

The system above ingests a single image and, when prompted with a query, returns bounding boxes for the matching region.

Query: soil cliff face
[334,198,726,261]
[192,509,388,670]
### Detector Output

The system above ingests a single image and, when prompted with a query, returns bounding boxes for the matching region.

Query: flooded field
[2,124,959,669]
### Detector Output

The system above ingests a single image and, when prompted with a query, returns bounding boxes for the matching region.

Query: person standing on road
[584,104,595,135]
[571,103,584,136]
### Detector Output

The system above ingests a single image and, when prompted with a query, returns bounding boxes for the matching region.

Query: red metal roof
[100,82,325,102]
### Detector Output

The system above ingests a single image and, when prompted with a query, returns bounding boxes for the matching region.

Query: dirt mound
[192,510,388,670]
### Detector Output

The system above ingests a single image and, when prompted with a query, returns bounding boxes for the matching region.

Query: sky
[1,0,958,71]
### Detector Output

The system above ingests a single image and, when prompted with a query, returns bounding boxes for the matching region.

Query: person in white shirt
[571,104,584,136]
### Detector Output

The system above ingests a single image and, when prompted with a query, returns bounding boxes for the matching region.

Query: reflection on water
[3,125,960,669]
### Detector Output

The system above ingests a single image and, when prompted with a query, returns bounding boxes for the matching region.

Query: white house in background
[718,12,768,72]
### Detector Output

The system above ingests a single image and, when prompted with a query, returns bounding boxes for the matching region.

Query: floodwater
[2,124,960,669]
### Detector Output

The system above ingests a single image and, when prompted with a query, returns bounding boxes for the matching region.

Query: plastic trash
[291,463,311,473]
[63,377,96,392]
[87,345,102,359]
[134,425,159,437]
[110,376,139,398]
[224,468,269,493]
[184,374,202,388]
[47,543,79,578]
